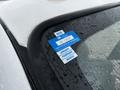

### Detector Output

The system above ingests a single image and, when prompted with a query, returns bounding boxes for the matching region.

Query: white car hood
[0,0,120,47]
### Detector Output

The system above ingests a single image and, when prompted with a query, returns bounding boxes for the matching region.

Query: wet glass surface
[77,21,120,90]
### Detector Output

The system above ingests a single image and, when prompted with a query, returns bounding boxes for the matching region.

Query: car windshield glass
[77,21,120,90]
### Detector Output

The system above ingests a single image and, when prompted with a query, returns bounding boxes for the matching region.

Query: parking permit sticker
[54,30,65,36]
[48,30,80,64]
[48,31,80,52]
[57,47,78,64]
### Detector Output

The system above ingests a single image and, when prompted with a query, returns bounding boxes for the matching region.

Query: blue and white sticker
[54,30,65,36]
[48,30,80,64]
[48,31,80,52]
[57,47,78,64]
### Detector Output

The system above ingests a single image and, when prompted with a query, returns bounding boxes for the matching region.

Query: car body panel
[0,0,120,47]
[1,1,120,90]
[0,24,31,90]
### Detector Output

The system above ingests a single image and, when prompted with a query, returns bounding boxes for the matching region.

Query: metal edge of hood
[1,0,120,47]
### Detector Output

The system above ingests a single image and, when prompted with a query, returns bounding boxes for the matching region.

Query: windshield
[77,21,120,90]
[24,3,120,90]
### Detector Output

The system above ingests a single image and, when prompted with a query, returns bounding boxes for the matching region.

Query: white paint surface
[0,0,120,47]
[0,24,31,90]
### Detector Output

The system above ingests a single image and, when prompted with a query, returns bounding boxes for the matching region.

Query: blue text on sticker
[48,31,80,52]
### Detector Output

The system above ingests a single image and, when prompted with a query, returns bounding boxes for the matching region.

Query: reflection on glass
[77,21,120,90]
